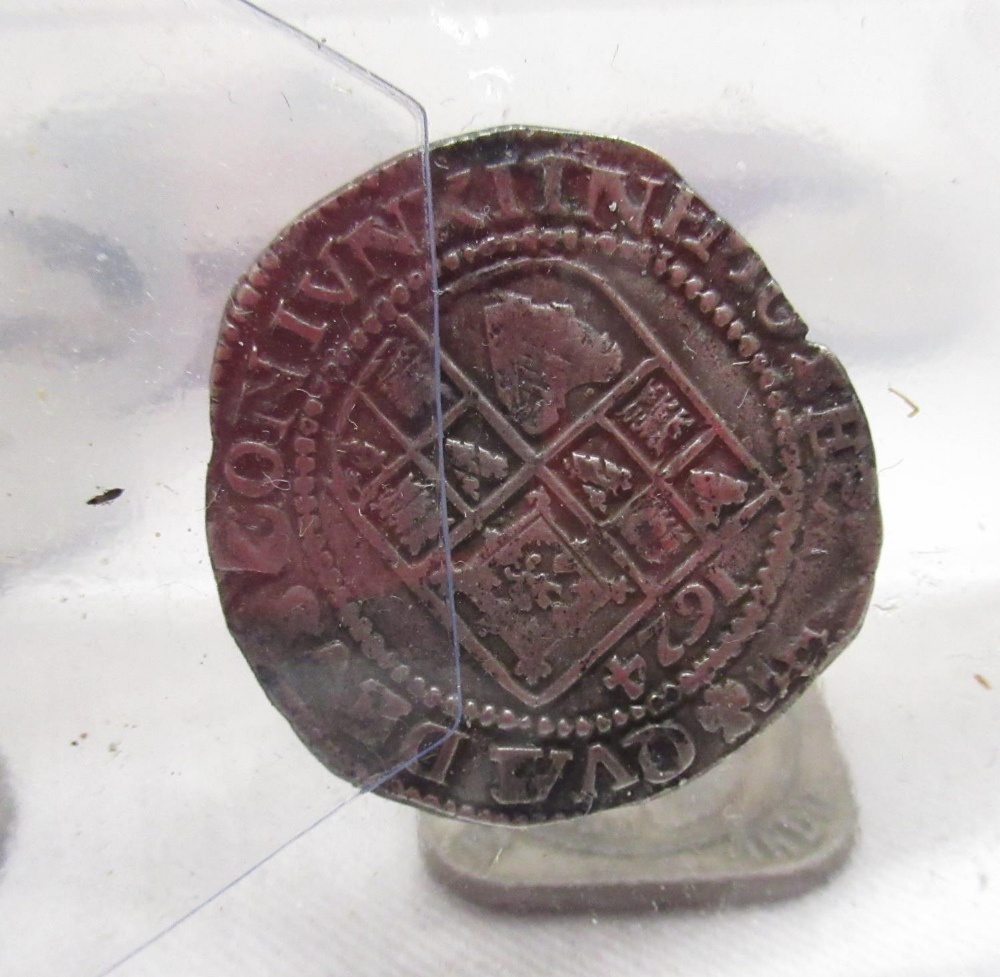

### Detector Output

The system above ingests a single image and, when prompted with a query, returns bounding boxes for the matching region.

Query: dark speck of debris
[87,488,123,506]
[974,673,992,690]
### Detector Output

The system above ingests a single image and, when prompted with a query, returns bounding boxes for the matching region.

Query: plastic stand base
[418,686,855,912]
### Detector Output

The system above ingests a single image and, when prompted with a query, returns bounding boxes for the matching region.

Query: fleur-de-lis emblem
[503,549,564,612]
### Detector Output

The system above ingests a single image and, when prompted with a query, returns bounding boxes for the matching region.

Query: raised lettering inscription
[296,236,359,306]
[803,403,866,459]
[207,502,292,574]
[399,722,468,786]
[622,722,696,785]
[579,742,639,796]
[339,196,422,276]
[349,679,412,748]
[223,441,286,498]
[584,167,665,235]
[489,745,572,805]
[653,185,724,261]
[207,126,879,824]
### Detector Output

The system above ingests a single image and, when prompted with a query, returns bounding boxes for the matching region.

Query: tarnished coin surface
[207,128,881,823]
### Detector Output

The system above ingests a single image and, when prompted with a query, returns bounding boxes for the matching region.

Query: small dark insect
[86,488,124,506]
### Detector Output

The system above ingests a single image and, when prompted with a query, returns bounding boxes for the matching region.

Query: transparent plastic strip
[94,1,459,972]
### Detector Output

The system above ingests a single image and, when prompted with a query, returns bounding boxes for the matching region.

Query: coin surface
[206,127,881,823]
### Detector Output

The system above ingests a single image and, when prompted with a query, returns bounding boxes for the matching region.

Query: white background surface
[1,1,998,975]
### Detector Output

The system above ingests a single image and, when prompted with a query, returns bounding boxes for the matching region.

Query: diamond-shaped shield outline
[327,257,780,707]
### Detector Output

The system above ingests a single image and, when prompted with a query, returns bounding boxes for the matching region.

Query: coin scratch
[888,386,920,417]
[262,475,291,491]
